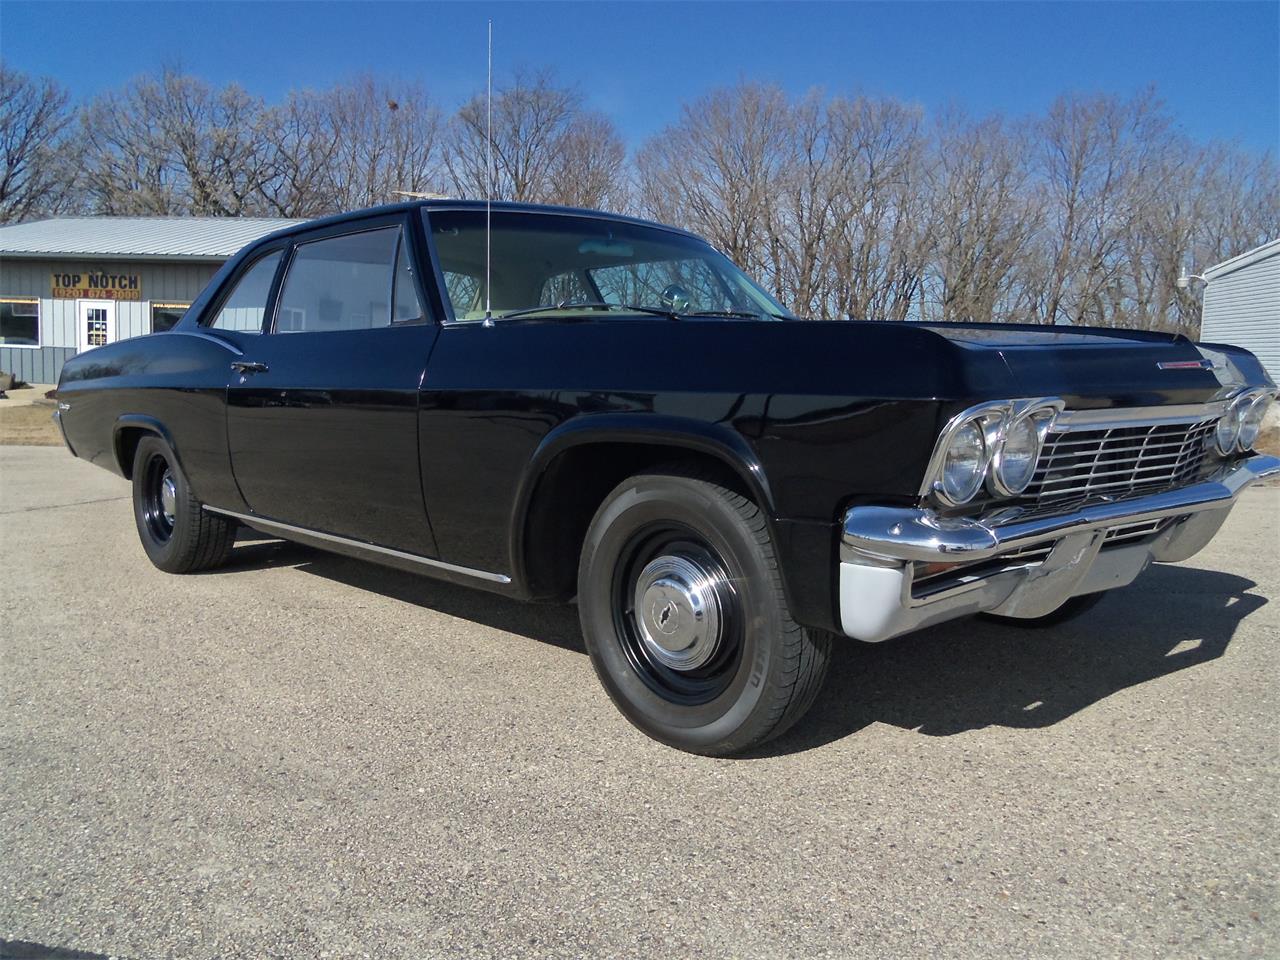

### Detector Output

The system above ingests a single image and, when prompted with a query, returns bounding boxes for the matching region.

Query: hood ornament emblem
[1156,359,1215,371]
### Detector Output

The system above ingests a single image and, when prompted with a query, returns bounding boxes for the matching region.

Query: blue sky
[2,1,1276,152]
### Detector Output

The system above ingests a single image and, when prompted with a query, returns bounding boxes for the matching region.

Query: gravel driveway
[2,446,1276,959]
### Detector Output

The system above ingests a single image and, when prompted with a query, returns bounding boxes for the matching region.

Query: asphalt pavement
[1,446,1277,959]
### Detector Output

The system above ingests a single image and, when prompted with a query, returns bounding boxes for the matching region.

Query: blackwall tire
[577,468,830,756]
[131,435,236,574]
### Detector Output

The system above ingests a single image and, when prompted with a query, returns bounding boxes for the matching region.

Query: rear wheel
[131,435,236,573]
[577,469,830,756]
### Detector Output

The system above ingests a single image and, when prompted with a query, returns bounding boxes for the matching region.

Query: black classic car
[54,201,1278,755]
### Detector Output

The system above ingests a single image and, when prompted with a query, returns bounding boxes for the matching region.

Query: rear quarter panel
[57,332,244,510]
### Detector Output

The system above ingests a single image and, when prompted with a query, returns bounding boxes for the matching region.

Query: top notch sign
[51,270,142,301]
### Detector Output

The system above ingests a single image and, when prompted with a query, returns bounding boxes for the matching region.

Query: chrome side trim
[1052,400,1230,431]
[168,331,245,356]
[845,453,1280,566]
[203,507,512,584]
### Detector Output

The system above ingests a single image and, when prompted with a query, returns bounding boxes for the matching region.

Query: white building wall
[1200,246,1280,383]
[1,257,220,346]
[0,255,222,381]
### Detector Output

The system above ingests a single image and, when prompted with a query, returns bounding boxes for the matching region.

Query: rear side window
[207,251,282,333]
[392,236,424,322]
[275,227,401,333]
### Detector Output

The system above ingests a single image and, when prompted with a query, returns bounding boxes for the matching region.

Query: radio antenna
[484,18,493,324]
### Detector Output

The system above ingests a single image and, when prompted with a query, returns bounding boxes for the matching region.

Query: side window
[207,251,282,333]
[392,235,424,322]
[0,298,40,346]
[275,227,399,333]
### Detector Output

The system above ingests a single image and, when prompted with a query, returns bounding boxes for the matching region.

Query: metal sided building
[1200,238,1280,384]
[0,217,301,384]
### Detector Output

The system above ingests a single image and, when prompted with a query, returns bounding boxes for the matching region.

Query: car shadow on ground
[218,535,1265,755]
[221,532,587,655]
[759,563,1265,756]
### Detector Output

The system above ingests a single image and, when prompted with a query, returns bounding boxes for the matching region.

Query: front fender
[521,412,776,516]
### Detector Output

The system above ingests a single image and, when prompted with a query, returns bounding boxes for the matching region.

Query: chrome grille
[1027,419,1215,506]
[1101,517,1174,546]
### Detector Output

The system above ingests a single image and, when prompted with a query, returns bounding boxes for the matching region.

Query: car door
[225,215,441,556]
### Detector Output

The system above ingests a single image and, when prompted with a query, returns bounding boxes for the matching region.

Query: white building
[1199,238,1280,383]
[0,216,301,384]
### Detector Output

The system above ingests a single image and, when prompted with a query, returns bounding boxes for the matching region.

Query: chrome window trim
[166,331,245,356]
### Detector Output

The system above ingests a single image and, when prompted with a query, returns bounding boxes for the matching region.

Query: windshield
[424,209,793,322]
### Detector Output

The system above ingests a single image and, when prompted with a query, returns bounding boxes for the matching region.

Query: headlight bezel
[926,398,1063,508]
[1238,391,1274,452]
[1214,388,1276,455]
[989,409,1054,498]
[938,418,988,505]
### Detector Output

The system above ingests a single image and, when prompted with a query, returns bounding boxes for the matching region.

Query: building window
[151,302,189,333]
[0,298,40,347]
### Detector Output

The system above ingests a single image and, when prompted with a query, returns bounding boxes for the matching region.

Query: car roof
[245,199,703,253]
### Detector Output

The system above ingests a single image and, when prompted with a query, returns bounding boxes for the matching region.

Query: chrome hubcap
[633,554,724,671]
[159,471,177,525]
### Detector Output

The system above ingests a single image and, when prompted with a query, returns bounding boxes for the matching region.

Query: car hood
[909,321,1261,408]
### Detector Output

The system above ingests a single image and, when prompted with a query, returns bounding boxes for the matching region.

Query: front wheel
[131,435,236,573]
[577,469,830,756]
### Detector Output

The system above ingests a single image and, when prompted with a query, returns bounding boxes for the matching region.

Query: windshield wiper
[498,302,679,321]
[679,309,793,321]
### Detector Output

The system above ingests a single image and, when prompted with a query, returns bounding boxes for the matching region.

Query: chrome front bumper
[838,454,1280,642]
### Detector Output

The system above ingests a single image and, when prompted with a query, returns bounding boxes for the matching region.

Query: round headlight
[938,419,987,504]
[1239,394,1272,451]
[1214,402,1243,455]
[993,415,1042,496]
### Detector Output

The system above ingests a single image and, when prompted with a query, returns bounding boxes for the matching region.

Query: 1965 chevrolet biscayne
[54,201,1279,754]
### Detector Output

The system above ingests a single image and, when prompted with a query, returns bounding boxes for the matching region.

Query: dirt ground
[0,397,62,446]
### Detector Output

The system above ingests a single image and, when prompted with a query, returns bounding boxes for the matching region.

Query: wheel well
[519,442,757,601]
[115,426,153,479]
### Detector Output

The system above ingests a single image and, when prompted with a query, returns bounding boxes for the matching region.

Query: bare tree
[923,111,1040,323]
[546,112,627,210]
[17,63,1278,336]
[76,69,276,216]
[0,64,75,223]
[636,82,791,285]
[1028,90,1177,326]
[444,69,627,208]
[254,89,340,217]
[822,95,931,321]
[318,76,441,210]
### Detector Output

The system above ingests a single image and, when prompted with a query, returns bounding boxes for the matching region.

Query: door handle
[230,360,269,375]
